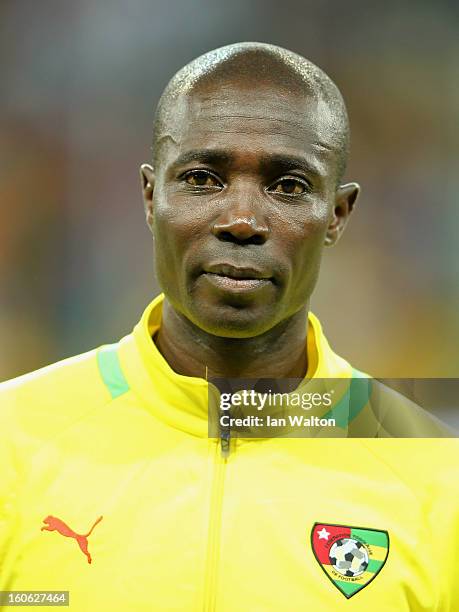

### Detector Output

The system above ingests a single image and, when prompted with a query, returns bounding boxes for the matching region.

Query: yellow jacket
[0,294,458,610]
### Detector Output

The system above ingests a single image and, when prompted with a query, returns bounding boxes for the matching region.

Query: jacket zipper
[203,431,230,611]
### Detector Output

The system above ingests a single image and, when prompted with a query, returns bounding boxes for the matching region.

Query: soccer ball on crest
[329,538,369,577]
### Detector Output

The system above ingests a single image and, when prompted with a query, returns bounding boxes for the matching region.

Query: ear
[324,182,360,247]
[140,163,155,231]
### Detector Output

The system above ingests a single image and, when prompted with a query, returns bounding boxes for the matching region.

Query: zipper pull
[220,428,231,458]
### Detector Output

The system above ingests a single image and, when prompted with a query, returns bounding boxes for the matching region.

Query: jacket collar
[118,293,352,437]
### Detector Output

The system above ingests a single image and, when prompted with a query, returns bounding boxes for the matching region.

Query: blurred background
[1,0,458,389]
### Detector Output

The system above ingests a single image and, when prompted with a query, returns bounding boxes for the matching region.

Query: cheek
[280,207,329,287]
[152,203,183,287]
[281,204,329,258]
[154,182,207,239]
[152,193,207,289]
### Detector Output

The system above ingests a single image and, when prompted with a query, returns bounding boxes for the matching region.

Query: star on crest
[317,527,331,540]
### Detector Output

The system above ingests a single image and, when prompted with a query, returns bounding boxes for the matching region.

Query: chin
[188,303,278,339]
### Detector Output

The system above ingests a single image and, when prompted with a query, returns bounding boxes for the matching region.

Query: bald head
[152,42,350,183]
[141,42,360,341]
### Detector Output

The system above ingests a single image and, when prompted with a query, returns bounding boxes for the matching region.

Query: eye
[183,170,222,188]
[269,177,310,195]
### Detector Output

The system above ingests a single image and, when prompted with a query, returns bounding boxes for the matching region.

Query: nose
[211,190,269,246]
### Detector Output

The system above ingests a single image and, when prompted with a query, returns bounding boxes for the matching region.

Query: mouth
[201,263,274,292]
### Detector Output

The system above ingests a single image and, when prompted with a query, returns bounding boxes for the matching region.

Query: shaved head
[141,41,360,345]
[152,42,350,183]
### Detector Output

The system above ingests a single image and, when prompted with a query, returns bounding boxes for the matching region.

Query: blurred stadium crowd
[1,0,458,390]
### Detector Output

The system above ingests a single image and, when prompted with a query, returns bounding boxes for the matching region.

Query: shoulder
[365,379,456,437]
[0,345,117,445]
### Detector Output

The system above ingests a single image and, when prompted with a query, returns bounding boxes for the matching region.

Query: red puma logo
[41,515,103,564]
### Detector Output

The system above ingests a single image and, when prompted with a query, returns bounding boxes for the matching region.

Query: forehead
[160,83,341,169]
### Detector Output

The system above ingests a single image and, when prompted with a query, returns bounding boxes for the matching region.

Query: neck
[154,299,309,380]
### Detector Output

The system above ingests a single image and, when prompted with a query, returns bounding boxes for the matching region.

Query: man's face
[142,82,356,338]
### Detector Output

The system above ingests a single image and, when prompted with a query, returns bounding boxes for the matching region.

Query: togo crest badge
[311,522,389,599]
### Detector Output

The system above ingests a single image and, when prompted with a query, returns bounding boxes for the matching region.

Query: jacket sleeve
[426,441,459,610]
[0,394,20,581]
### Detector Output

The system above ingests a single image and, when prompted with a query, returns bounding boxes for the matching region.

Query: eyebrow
[170,149,233,168]
[170,148,323,178]
[258,153,323,178]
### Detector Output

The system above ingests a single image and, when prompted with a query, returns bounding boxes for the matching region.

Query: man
[0,42,458,611]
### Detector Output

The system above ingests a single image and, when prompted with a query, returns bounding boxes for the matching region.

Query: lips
[201,262,274,293]
[202,263,272,281]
